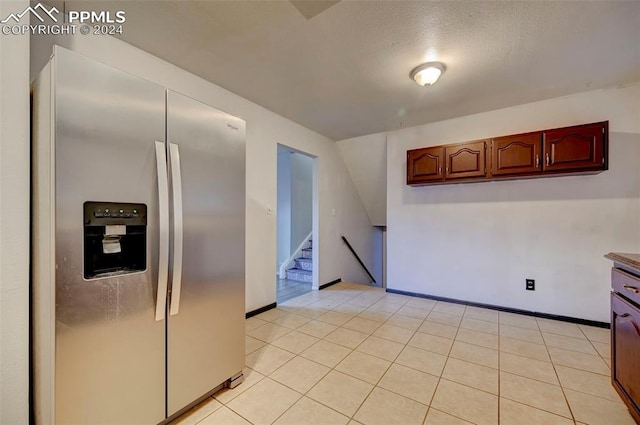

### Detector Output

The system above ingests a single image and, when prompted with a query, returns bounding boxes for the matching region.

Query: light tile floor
[175,282,635,425]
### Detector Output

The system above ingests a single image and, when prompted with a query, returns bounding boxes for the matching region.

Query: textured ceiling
[55,1,640,140]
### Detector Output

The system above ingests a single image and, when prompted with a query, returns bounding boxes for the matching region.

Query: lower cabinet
[611,293,640,424]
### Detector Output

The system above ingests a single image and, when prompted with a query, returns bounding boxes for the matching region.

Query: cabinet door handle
[624,285,640,293]
[439,167,442,175]
[545,153,550,166]
[535,154,540,168]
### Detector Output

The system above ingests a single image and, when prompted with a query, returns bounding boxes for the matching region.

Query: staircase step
[286,268,312,283]
[294,257,313,271]
[301,248,312,259]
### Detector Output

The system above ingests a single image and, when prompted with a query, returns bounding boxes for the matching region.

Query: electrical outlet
[526,279,535,291]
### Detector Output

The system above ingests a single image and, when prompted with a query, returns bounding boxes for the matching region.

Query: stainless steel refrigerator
[32,46,246,424]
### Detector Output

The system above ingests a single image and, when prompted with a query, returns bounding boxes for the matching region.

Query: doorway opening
[276,145,317,303]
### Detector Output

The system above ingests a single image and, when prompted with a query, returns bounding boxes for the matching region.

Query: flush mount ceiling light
[410,62,446,86]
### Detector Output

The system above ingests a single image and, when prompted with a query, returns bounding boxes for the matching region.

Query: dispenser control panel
[83,202,147,279]
[84,202,147,226]
[93,207,140,218]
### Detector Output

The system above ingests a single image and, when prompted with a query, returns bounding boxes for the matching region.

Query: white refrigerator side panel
[32,60,56,425]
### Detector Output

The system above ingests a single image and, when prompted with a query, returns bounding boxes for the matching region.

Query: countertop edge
[605,252,640,273]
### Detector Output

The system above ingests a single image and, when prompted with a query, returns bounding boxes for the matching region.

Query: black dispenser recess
[83,202,147,279]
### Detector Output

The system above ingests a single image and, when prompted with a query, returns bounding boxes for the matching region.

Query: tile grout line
[491,313,587,422]
[215,387,262,425]
[497,314,501,425]
[342,295,414,422]
[392,305,436,425]
[422,302,466,425]
[497,318,584,422]
[264,376,304,425]
[537,318,578,424]
[578,323,613,370]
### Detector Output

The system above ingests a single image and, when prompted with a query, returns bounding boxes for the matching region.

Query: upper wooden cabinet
[445,141,487,180]
[407,147,444,184]
[491,133,542,176]
[407,121,607,186]
[543,122,607,172]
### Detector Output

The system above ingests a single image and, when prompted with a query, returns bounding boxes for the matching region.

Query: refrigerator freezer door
[166,91,246,416]
[51,48,166,424]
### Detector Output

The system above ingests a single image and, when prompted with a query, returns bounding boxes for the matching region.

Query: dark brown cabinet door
[543,122,607,172]
[491,133,542,176]
[445,141,487,180]
[407,147,445,184]
[611,293,640,424]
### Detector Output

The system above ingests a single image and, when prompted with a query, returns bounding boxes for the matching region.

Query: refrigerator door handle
[155,141,170,321]
[169,143,184,316]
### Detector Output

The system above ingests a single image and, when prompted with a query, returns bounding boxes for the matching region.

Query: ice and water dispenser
[83,202,147,279]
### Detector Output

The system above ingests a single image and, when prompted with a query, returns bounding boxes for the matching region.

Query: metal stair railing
[341,235,376,284]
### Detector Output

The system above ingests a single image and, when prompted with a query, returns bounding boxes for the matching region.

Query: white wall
[387,84,640,322]
[337,132,387,226]
[0,1,30,422]
[30,33,375,312]
[371,227,384,287]
[290,152,313,249]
